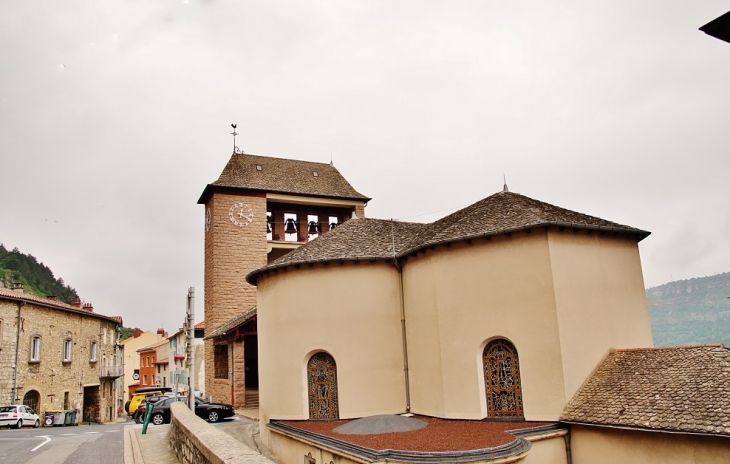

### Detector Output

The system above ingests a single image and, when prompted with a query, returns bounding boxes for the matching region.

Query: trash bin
[64,411,74,426]
[72,410,80,426]
[43,412,56,427]
[52,410,66,426]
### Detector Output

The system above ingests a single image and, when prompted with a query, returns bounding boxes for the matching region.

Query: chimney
[48,295,57,301]
[82,303,94,312]
[72,300,81,308]
[11,282,24,293]
[157,328,165,337]
[133,328,142,338]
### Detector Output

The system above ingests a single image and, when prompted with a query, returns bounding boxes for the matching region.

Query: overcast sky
[1,1,728,330]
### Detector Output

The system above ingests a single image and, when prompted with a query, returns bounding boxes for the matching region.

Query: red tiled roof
[0,288,120,324]
[194,321,205,329]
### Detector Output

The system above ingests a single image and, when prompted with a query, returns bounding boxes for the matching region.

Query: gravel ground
[279,416,555,452]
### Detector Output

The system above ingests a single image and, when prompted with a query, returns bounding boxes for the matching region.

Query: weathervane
[230,123,243,154]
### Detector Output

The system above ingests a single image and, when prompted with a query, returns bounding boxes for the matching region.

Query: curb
[124,425,145,464]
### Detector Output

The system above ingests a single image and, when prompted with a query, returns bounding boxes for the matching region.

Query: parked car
[125,387,172,417]
[0,405,40,429]
[138,396,234,425]
[133,393,177,423]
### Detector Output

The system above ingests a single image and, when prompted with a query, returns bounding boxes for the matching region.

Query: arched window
[23,390,40,413]
[307,352,339,420]
[483,339,524,418]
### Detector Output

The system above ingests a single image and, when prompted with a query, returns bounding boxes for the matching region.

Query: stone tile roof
[406,192,649,254]
[0,288,120,324]
[561,345,730,436]
[204,306,257,340]
[198,153,370,203]
[247,192,648,284]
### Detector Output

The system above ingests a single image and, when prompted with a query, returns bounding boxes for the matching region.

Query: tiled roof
[110,316,123,324]
[204,306,257,340]
[0,288,120,324]
[137,339,169,352]
[247,192,649,284]
[155,357,169,364]
[561,345,730,436]
[194,321,205,329]
[198,153,370,204]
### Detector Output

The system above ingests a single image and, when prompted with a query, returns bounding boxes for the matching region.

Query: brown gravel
[278,416,555,452]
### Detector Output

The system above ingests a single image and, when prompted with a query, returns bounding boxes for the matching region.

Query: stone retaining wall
[169,402,273,464]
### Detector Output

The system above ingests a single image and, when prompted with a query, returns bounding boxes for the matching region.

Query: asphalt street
[0,420,128,464]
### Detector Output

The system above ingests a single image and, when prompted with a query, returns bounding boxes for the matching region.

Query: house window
[30,336,41,362]
[307,352,339,420]
[63,392,69,410]
[483,339,524,418]
[22,390,40,412]
[143,374,148,386]
[90,342,97,362]
[214,344,229,379]
[63,339,72,362]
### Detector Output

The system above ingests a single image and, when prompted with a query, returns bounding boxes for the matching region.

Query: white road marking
[104,429,121,432]
[59,433,76,436]
[31,436,51,452]
[84,431,100,434]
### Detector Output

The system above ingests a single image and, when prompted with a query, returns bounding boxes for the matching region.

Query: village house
[0,285,122,423]
[137,334,167,389]
[119,329,165,400]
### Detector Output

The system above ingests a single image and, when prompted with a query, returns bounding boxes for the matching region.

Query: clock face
[205,208,211,232]
[229,202,254,227]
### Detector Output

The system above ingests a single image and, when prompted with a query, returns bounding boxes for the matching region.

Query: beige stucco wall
[403,231,567,420]
[257,263,406,441]
[521,434,568,464]
[570,425,730,464]
[121,331,161,398]
[547,232,653,399]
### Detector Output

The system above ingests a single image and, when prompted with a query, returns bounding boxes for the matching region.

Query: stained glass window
[307,352,339,420]
[483,339,524,418]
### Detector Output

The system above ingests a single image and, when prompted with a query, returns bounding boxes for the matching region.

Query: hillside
[0,244,80,304]
[647,272,730,347]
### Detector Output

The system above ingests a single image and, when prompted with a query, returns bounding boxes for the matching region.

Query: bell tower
[198,150,369,405]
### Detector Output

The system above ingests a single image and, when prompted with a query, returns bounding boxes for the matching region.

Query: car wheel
[207,411,219,422]
[124,401,130,413]
[33,419,40,428]
[151,413,165,426]
[15,420,22,429]
[134,412,143,424]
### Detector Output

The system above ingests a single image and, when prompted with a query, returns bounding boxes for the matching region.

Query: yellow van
[125,387,171,417]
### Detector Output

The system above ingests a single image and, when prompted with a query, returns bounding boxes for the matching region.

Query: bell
[266,216,273,234]
[284,218,298,233]
[308,221,319,234]
[329,222,338,230]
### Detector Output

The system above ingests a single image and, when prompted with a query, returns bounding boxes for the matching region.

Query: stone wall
[0,296,119,422]
[169,402,273,464]
[204,192,267,403]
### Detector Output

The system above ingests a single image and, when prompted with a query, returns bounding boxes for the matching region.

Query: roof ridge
[231,152,334,168]
[611,344,726,352]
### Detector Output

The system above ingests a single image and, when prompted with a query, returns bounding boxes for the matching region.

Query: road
[0,420,128,464]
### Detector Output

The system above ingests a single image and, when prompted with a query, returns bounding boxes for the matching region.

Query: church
[202,151,730,464]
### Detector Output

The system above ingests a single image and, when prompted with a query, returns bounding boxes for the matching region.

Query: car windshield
[0,406,15,413]
[195,397,209,404]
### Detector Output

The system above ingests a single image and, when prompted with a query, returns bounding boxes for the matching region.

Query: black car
[133,393,177,423]
[138,396,234,425]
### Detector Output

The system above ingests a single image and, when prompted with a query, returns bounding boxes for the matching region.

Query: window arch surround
[306,352,339,420]
[483,338,524,419]
[23,390,40,413]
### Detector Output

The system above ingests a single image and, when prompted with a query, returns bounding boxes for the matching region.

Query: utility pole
[186,287,196,412]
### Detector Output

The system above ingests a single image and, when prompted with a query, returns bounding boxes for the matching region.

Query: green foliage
[648,272,730,347]
[120,326,137,342]
[0,243,80,304]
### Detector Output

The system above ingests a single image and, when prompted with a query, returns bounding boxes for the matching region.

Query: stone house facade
[0,286,122,423]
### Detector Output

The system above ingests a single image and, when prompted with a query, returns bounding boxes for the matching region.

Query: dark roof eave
[0,293,122,325]
[560,420,730,439]
[246,256,395,286]
[197,183,371,205]
[401,222,650,257]
[246,222,650,285]
[203,312,257,340]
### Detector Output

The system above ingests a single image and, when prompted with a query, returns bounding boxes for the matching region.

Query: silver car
[0,405,40,429]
